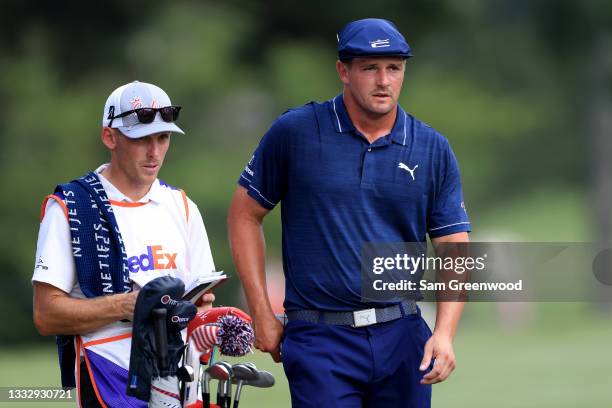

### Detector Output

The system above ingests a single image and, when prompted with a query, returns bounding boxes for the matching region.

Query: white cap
[102,81,184,139]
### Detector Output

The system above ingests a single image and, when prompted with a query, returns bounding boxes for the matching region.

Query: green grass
[473,186,591,241]
[1,304,610,407]
[434,304,612,408]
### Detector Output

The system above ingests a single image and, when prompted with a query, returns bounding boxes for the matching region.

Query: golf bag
[127,276,197,405]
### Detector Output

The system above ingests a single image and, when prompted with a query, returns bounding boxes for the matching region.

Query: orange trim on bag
[76,336,82,408]
[40,194,68,221]
[109,199,151,207]
[81,332,132,348]
[81,342,108,408]
[180,189,189,223]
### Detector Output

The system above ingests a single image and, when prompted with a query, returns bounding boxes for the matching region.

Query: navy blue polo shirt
[238,94,471,311]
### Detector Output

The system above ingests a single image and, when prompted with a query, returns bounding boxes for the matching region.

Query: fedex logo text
[127,245,177,273]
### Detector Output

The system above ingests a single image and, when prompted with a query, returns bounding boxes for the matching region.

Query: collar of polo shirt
[95,164,164,204]
[330,94,410,147]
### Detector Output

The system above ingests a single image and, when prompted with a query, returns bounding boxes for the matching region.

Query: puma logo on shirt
[398,162,418,180]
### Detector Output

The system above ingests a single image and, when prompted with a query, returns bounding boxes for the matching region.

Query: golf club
[177,364,194,382]
[217,361,234,408]
[235,369,275,408]
[151,308,169,377]
[242,361,257,371]
[149,307,183,407]
[205,362,230,408]
[201,366,211,408]
[184,323,220,407]
[230,363,259,408]
[249,370,275,388]
[177,364,194,404]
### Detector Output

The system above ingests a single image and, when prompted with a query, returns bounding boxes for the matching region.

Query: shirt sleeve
[237,117,289,210]
[32,200,77,293]
[186,197,216,283]
[427,139,472,238]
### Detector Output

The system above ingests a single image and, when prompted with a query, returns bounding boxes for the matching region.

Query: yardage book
[183,271,227,302]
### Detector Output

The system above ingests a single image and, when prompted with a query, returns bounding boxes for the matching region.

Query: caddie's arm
[33,282,138,336]
[227,185,283,362]
[419,231,469,384]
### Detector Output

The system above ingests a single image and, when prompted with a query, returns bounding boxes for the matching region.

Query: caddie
[32,81,216,407]
[228,18,470,407]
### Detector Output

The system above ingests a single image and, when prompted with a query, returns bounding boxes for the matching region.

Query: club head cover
[216,314,254,356]
[166,300,197,374]
[126,276,186,401]
[195,306,252,325]
[190,307,242,363]
[188,307,254,363]
[190,324,221,353]
[167,300,197,331]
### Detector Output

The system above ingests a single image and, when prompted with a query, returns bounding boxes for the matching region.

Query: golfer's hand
[419,333,456,384]
[196,292,215,313]
[253,314,284,363]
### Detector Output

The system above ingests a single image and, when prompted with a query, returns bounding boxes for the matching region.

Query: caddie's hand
[253,314,284,363]
[114,290,139,321]
[419,333,456,384]
[196,292,215,313]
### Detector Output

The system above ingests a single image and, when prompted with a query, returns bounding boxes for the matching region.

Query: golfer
[32,81,216,407]
[228,18,470,407]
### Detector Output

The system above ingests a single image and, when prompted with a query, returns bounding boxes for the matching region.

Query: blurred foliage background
[1,0,611,406]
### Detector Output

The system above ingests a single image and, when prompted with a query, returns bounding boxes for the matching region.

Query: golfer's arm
[430,232,469,340]
[228,186,274,320]
[430,299,464,340]
[33,282,136,336]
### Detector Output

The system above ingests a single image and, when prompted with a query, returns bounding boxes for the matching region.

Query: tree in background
[0,0,609,344]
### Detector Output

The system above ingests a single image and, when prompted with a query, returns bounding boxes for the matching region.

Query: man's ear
[101,127,117,150]
[336,60,350,86]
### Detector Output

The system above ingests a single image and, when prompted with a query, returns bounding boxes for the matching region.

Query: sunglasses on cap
[107,105,181,127]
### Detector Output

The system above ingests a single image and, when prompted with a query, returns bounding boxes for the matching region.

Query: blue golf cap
[337,18,412,60]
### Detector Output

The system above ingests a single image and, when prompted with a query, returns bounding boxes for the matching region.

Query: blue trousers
[281,310,432,407]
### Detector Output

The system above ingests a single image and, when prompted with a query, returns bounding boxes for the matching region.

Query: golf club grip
[152,308,169,376]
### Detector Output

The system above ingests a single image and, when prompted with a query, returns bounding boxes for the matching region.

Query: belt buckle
[352,308,377,327]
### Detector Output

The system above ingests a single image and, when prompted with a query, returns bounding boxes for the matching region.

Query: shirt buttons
[367,148,372,152]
